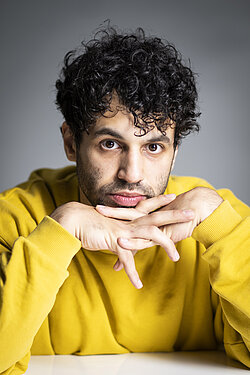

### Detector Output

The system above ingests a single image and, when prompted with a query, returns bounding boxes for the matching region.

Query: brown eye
[147,143,163,153]
[148,144,157,151]
[105,140,115,148]
[101,140,119,150]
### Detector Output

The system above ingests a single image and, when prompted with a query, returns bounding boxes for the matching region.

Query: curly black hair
[56,25,200,148]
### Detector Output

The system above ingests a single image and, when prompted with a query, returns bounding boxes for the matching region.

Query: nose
[117,149,144,184]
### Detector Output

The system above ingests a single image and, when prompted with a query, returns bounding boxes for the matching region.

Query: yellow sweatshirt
[0,166,249,374]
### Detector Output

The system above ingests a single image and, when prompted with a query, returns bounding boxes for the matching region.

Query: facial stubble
[76,153,175,207]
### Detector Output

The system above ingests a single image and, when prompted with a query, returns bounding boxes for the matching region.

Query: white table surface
[25,351,248,374]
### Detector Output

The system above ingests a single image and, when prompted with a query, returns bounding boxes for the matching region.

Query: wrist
[192,200,242,248]
[50,201,83,235]
[190,187,224,224]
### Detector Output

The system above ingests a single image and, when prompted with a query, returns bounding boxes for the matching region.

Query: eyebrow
[94,128,124,140]
[94,127,171,144]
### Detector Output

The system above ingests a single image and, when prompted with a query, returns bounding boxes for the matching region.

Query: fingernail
[137,280,143,289]
[119,238,129,244]
[183,209,194,218]
[96,205,106,209]
[173,252,180,261]
[165,194,176,199]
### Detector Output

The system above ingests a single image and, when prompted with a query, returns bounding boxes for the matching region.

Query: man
[0,26,249,374]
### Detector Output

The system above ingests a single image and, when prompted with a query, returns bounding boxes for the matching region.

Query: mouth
[108,192,147,207]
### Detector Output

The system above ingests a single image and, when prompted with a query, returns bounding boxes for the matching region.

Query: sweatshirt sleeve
[192,194,250,368]
[0,216,81,374]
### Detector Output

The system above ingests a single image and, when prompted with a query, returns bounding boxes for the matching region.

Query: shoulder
[167,175,215,195]
[0,166,77,208]
[28,165,77,184]
[0,166,78,245]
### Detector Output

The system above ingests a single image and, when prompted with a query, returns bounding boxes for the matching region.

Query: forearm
[193,200,250,367]
[193,200,250,317]
[0,216,81,373]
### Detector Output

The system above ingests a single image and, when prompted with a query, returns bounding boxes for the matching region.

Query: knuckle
[136,205,148,214]
[148,225,158,236]
[173,210,184,219]
[135,209,146,218]
[120,249,132,260]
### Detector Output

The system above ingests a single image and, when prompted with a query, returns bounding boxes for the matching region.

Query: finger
[118,237,155,250]
[135,194,176,214]
[117,248,143,289]
[123,225,180,262]
[132,209,194,226]
[114,249,138,271]
[113,259,124,271]
[95,194,176,220]
[96,205,143,220]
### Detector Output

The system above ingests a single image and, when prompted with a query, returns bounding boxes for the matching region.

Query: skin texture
[51,98,223,289]
[74,104,178,208]
[98,186,223,271]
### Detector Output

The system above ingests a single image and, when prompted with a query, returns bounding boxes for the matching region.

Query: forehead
[86,107,175,144]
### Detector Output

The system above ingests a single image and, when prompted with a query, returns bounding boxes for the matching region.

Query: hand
[96,193,195,270]
[133,187,223,243]
[50,196,194,288]
[50,202,144,288]
[96,187,223,268]
[159,187,224,242]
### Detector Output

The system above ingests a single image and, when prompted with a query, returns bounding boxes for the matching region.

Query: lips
[108,192,146,207]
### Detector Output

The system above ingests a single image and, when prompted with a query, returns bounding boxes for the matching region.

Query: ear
[61,122,76,162]
[171,146,178,172]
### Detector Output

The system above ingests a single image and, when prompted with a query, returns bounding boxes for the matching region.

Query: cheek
[88,152,119,184]
[144,156,173,192]
[146,156,172,177]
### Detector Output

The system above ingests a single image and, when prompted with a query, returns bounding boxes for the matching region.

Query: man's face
[68,105,177,208]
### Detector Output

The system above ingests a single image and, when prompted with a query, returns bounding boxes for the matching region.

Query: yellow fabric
[0,166,249,374]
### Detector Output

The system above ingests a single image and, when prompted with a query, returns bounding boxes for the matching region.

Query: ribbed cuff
[192,200,242,249]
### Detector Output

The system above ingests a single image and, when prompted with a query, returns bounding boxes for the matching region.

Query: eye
[100,139,120,150]
[146,143,163,154]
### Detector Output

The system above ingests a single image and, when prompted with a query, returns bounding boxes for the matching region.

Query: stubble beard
[76,155,174,208]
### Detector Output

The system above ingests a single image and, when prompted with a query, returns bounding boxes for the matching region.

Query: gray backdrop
[1,0,249,204]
